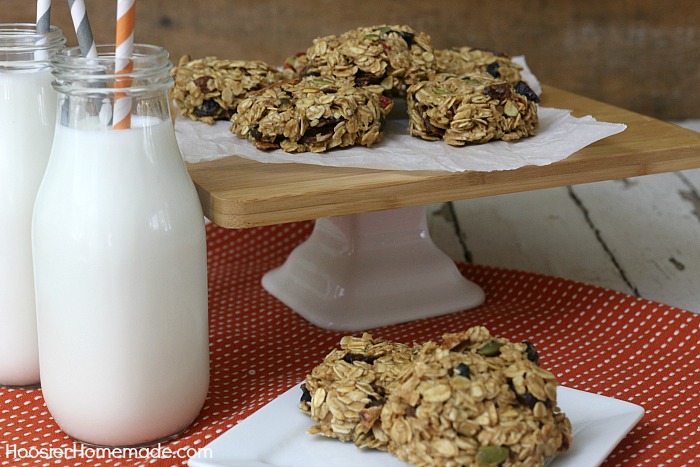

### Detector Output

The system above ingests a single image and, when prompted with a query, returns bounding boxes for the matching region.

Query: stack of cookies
[170,25,541,154]
[298,327,572,466]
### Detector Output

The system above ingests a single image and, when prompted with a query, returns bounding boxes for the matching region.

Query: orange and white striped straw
[113,0,135,130]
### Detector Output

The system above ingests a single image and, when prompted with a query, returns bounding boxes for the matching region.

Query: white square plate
[188,384,643,467]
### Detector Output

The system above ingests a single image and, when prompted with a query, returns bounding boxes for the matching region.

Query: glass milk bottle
[32,44,209,447]
[0,23,65,387]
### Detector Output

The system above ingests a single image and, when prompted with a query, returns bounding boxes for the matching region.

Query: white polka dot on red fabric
[1,221,699,465]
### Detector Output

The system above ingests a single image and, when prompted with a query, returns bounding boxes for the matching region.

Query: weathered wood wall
[6,0,699,120]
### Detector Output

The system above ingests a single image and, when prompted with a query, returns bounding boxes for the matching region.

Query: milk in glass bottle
[0,23,65,387]
[32,44,209,447]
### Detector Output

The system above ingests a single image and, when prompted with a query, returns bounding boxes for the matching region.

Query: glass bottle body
[32,44,209,447]
[0,23,65,387]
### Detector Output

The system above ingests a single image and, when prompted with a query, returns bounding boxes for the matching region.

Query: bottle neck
[52,44,174,130]
[0,23,65,71]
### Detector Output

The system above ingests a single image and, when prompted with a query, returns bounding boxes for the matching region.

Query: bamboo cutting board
[186,85,700,228]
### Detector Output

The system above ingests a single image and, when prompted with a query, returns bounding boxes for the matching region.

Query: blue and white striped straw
[36,0,51,33]
[66,0,97,58]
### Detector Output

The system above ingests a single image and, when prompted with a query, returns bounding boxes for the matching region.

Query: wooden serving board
[186,85,700,228]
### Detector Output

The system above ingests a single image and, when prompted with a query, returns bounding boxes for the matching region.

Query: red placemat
[1,221,698,466]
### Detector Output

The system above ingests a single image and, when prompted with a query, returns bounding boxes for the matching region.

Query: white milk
[32,118,209,446]
[0,69,56,386]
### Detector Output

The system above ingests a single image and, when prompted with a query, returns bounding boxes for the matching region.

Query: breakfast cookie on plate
[298,326,572,465]
[230,76,394,153]
[288,24,436,96]
[407,72,540,145]
[298,333,418,449]
[382,327,572,466]
[170,56,283,124]
[434,47,523,85]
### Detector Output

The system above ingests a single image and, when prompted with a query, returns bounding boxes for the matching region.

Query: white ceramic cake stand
[261,205,485,331]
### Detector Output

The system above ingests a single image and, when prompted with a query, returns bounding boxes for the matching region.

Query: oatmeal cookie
[298,333,417,449]
[381,328,572,466]
[407,72,540,145]
[170,56,283,124]
[230,76,394,153]
[291,25,436,96]
[435,47,523,84]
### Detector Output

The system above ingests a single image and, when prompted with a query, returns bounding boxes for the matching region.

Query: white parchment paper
[175,57,626,172]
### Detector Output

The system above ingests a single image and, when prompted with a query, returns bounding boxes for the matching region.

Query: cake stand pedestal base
[262,205,485,331]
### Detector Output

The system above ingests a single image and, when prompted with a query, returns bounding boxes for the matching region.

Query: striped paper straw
[66,0,97,58]
[36,0,51,33]
[113,0,135,130]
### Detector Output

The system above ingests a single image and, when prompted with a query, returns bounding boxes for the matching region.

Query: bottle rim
[0,23,65,52]
[52,44,173,94]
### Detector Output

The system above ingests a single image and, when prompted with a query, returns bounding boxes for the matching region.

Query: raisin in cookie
[407,72,540,145]
[230,76,394,153]
[170,56,283,124]
[298,333,417,449]
[291,24,436,96]
[381,328,572,466]
[435,47,523,85]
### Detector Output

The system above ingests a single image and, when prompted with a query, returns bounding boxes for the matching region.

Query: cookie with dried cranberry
[293,24,436,96]
[407,72,539,146]
[298,333,417,449]
[170,56,284,124]
[230,76,394,153]
[435,47,523,84]
[381,328,572,467]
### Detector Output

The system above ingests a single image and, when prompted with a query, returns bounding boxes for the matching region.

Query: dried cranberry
[249,127,283,150]
[483,83,512,101]
[366,395,385,408]
[249,126,264,141]
[515,391,539,409]
[194,76,213,93]
[523,341,540,366]
[379,95,393,110]
[507,379,552,409]
[299,117,341,144]
[300,383,311,404]
[343,352,378,364]
[515,81,540,103]
[486,62,501,78]
[391,30,415,46]
[193,99,221,118]
[452,362,471,378]
[371,382,386,398]
[354,71,382,87]
[449,339,471,353]
[416,105,444,137]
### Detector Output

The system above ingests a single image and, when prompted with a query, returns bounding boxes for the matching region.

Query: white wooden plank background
[428,121,700,314]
